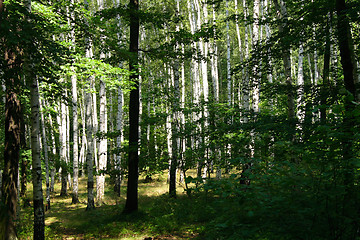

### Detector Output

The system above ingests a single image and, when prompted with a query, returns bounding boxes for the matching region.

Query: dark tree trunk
[20,106,28,198]
[123,0,140,214]
[1,2,22,238]
[1,51,22,240]
[321,12,332,124]
[335,0,358,238]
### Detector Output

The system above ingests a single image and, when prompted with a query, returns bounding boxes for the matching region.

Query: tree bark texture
[124,0,140,214]
[40,99,50,209]
[335,0,358,237]
[1,2,22,238]
[29,77,45,240]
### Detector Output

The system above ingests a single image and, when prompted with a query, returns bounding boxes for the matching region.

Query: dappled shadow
[44,184,206,239]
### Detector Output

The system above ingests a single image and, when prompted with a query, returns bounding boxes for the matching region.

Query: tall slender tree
[124,0,140,213]
[1,1,22,238]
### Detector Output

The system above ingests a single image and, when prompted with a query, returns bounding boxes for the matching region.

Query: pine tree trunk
[1,47,21,240]
[1,2,22,238]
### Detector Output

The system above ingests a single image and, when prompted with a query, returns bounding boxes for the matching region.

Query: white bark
[235,0,242,55]
[252,0,260,113]
[66,93,71,189]
[265,0,273,84]
[201,0,209,179]
[84,1,95,208]
[72,73,79,203]
[85,81,95,210]
[211,3,221,178]
[297,44,305,124]
[79,90,87,177]
[40,99,50,208]
[115,81,123,195]
[307,53,314,84]
[211,4,219,102]
[48,112,56,192]
[242,0,250,121]
[60,95,68,195]
[29,75,45,238]
[97,79,107,205]
[92,86,98,173]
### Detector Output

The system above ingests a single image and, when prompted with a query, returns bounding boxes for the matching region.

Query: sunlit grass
[17,170,220,239]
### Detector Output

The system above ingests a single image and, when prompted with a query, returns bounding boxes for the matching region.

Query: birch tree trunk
[264,0,273,84]
[29,77,45,240]
[84,0,95,209]
[39,99,50,210]
[48,112,56,192]
[189,0,202,178]
[96,0,108,207]
[60,96,68,196]
[85,81,95,210]
[226,0,231,107]
[252,0,260,113]
[242,0,250,122]
[200,0,210,179]
[25,0,45,228]
[71,73,79,204]
[210,3,221,179]
[113,0,124,197]
[297,44,305,126]
[66,93,71,189]
[97,79,107,205]
[115,82,123,196]
[169,0,181,197]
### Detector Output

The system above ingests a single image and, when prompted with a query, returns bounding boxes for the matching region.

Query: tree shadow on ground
[45,193,212,239]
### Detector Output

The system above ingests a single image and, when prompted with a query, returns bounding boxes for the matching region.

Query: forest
[1,0,360,239]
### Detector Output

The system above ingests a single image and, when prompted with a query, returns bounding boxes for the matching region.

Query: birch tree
[96,0,108,206]
[85,83,95,210]
[29,77,45,240]
[84,0,95,210]
[60,95,68,196]
[71,71,79,204]
[39,99,50,209]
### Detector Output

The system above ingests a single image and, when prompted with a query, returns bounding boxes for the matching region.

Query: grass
[16,171,222,240]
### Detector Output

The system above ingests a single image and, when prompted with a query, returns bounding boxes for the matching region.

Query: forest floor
[17,171,222,239]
